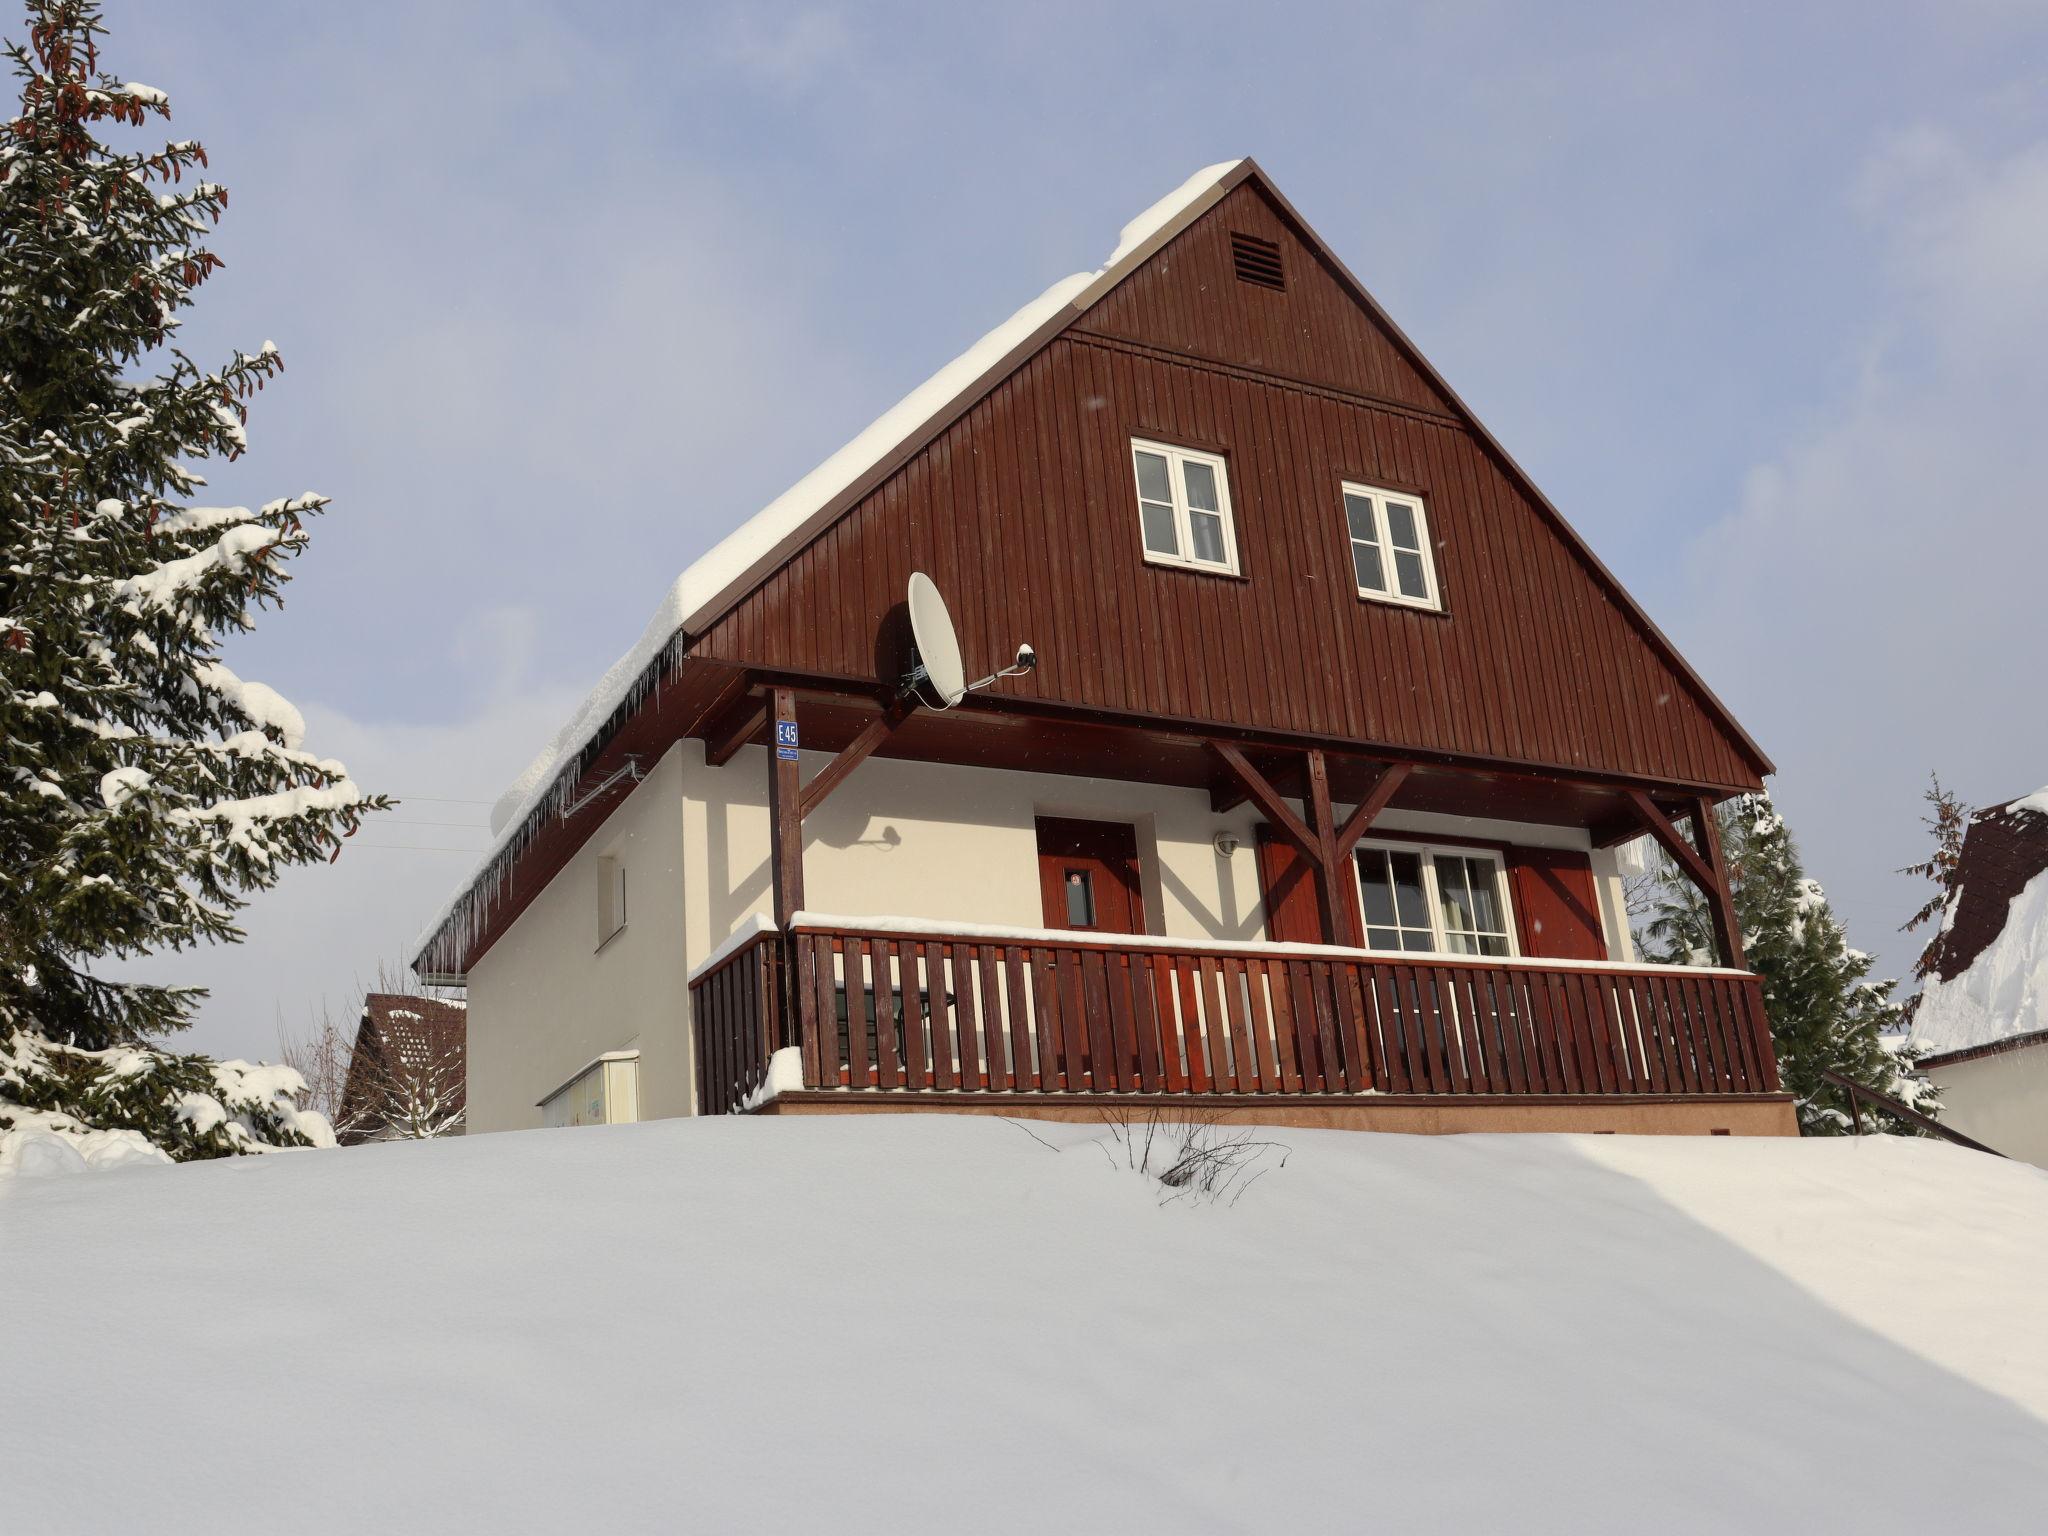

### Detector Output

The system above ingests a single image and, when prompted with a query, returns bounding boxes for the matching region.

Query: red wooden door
[1036,818,1145,934]
[1510,848,1609,961]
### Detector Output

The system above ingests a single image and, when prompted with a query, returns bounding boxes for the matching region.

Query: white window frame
[1355,839,1519,959]
[1341,481,1441,611]
[1130,438,1240,576]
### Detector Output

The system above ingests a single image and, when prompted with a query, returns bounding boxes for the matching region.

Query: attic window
[1230,232,1284,291]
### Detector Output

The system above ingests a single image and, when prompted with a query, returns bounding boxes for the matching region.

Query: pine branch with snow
[0,1025,334,1172]
[1,1,388,1048]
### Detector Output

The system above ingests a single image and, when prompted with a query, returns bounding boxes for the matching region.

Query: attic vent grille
[1230,232,1284,291]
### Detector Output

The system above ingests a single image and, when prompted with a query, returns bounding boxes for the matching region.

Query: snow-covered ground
[6,1119,2046,1533]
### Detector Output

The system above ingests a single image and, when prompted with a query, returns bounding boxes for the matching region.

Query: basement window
[539,1051,641,1128]
[1131,439,1239,575]
[1342,482,1441,610]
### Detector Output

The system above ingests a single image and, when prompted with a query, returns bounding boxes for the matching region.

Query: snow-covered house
[1911,788,2048,1166]
[416,160,1790,1137]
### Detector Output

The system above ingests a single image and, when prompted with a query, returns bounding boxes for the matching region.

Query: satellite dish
[906,572,967,707]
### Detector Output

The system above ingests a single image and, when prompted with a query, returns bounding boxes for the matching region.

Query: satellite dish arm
[961,642,1038,696]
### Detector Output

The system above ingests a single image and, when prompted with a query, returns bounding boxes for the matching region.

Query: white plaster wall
[678,739,1271,953]
[678,742,1636,976]
[465,744,689,1133]
[1926,1043,2048,1169]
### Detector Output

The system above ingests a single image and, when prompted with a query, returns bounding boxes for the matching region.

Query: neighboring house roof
[337,993,468,1143]
[412,157,1772,976]
[1912,787,2048,1064]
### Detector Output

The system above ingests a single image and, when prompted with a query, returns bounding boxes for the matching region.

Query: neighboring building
[1911,788,2048,1166]
[336,993,468,1144]
[416,159,1789,1138]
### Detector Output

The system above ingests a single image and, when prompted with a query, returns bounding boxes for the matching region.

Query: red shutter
[1256,829,1325,945]
[1510,848,1609,961]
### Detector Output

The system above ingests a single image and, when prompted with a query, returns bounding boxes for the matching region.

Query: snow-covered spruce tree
[1644,795,1934,1134]
[1,1,385,1060]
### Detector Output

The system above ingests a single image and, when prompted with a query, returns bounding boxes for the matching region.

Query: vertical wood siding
[695,328,1759,790]
[694,179,1762,791]
[1082,181,1456,415]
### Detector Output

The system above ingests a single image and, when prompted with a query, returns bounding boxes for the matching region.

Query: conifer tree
[1,0,384,1049]
[1645,795,1933,1133]
[1898,772,1970,1005]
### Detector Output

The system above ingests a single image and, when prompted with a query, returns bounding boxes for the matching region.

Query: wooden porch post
[1305,750,1361,947]
[1690,794,1747,972]
[1625,789,1745,970]
[768,686,804,925]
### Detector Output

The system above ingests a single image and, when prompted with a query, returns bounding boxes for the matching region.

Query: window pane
[1182,458,1220,511]
[1344,492,1378,544]
[1352,541,1387,593]
[1366,926,1402,950]
[1359,854,1397,928]
[1394,549,1430,599]
[1189,509,1226,565]
[1463,858,1504,934]
[1134,450,1172,503]
[1390,852,1430,928]
[1065,869,1095,927]
[1384,500,1421,550]
[1141,499,1179,557]
[1434,855,1473,933]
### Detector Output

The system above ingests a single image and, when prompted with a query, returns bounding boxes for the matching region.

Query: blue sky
[94,0,2048,1058]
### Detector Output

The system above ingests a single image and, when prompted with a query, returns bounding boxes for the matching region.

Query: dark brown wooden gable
[1079,180,1456,416]
[690,167,1767,793]
[693,323,1763,792]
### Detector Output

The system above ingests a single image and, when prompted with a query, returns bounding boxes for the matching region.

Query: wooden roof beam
[1211,742,1315,855]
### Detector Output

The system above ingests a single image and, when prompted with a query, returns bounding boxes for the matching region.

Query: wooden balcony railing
[691,917,1780,1115]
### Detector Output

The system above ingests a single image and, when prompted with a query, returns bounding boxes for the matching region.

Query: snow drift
[4,1118,2044,1533]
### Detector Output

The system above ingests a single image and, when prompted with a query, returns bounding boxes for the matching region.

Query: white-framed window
[1342,482,1440,609]
[598,854,627,947]
[539,1051,641,1128]
[1131,438,1239,575]
[1355,841,1516,958]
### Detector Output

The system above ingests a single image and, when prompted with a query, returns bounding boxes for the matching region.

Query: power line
[348,843,486,854]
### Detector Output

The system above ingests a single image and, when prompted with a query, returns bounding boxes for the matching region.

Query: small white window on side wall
[1342,482,1441,610]
[597,854,627,947]
[539,1052,640,1128]
[1131,438,1239,575]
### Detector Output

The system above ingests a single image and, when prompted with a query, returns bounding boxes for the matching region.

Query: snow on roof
[1912,787,2048,1059]
[417,162,1244,971]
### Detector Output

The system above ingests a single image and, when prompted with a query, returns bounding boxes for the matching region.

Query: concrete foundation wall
[760,1093,1800,1138]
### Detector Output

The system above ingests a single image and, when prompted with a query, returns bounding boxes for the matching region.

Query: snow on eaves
[414,162,1245,973]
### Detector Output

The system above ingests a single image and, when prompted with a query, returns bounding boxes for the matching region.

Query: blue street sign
[775,720,799,747]
[776,745,799,761]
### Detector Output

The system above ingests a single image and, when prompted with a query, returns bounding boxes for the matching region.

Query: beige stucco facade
[465,738,1638,1133]
[1924,1042,2048,1168]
